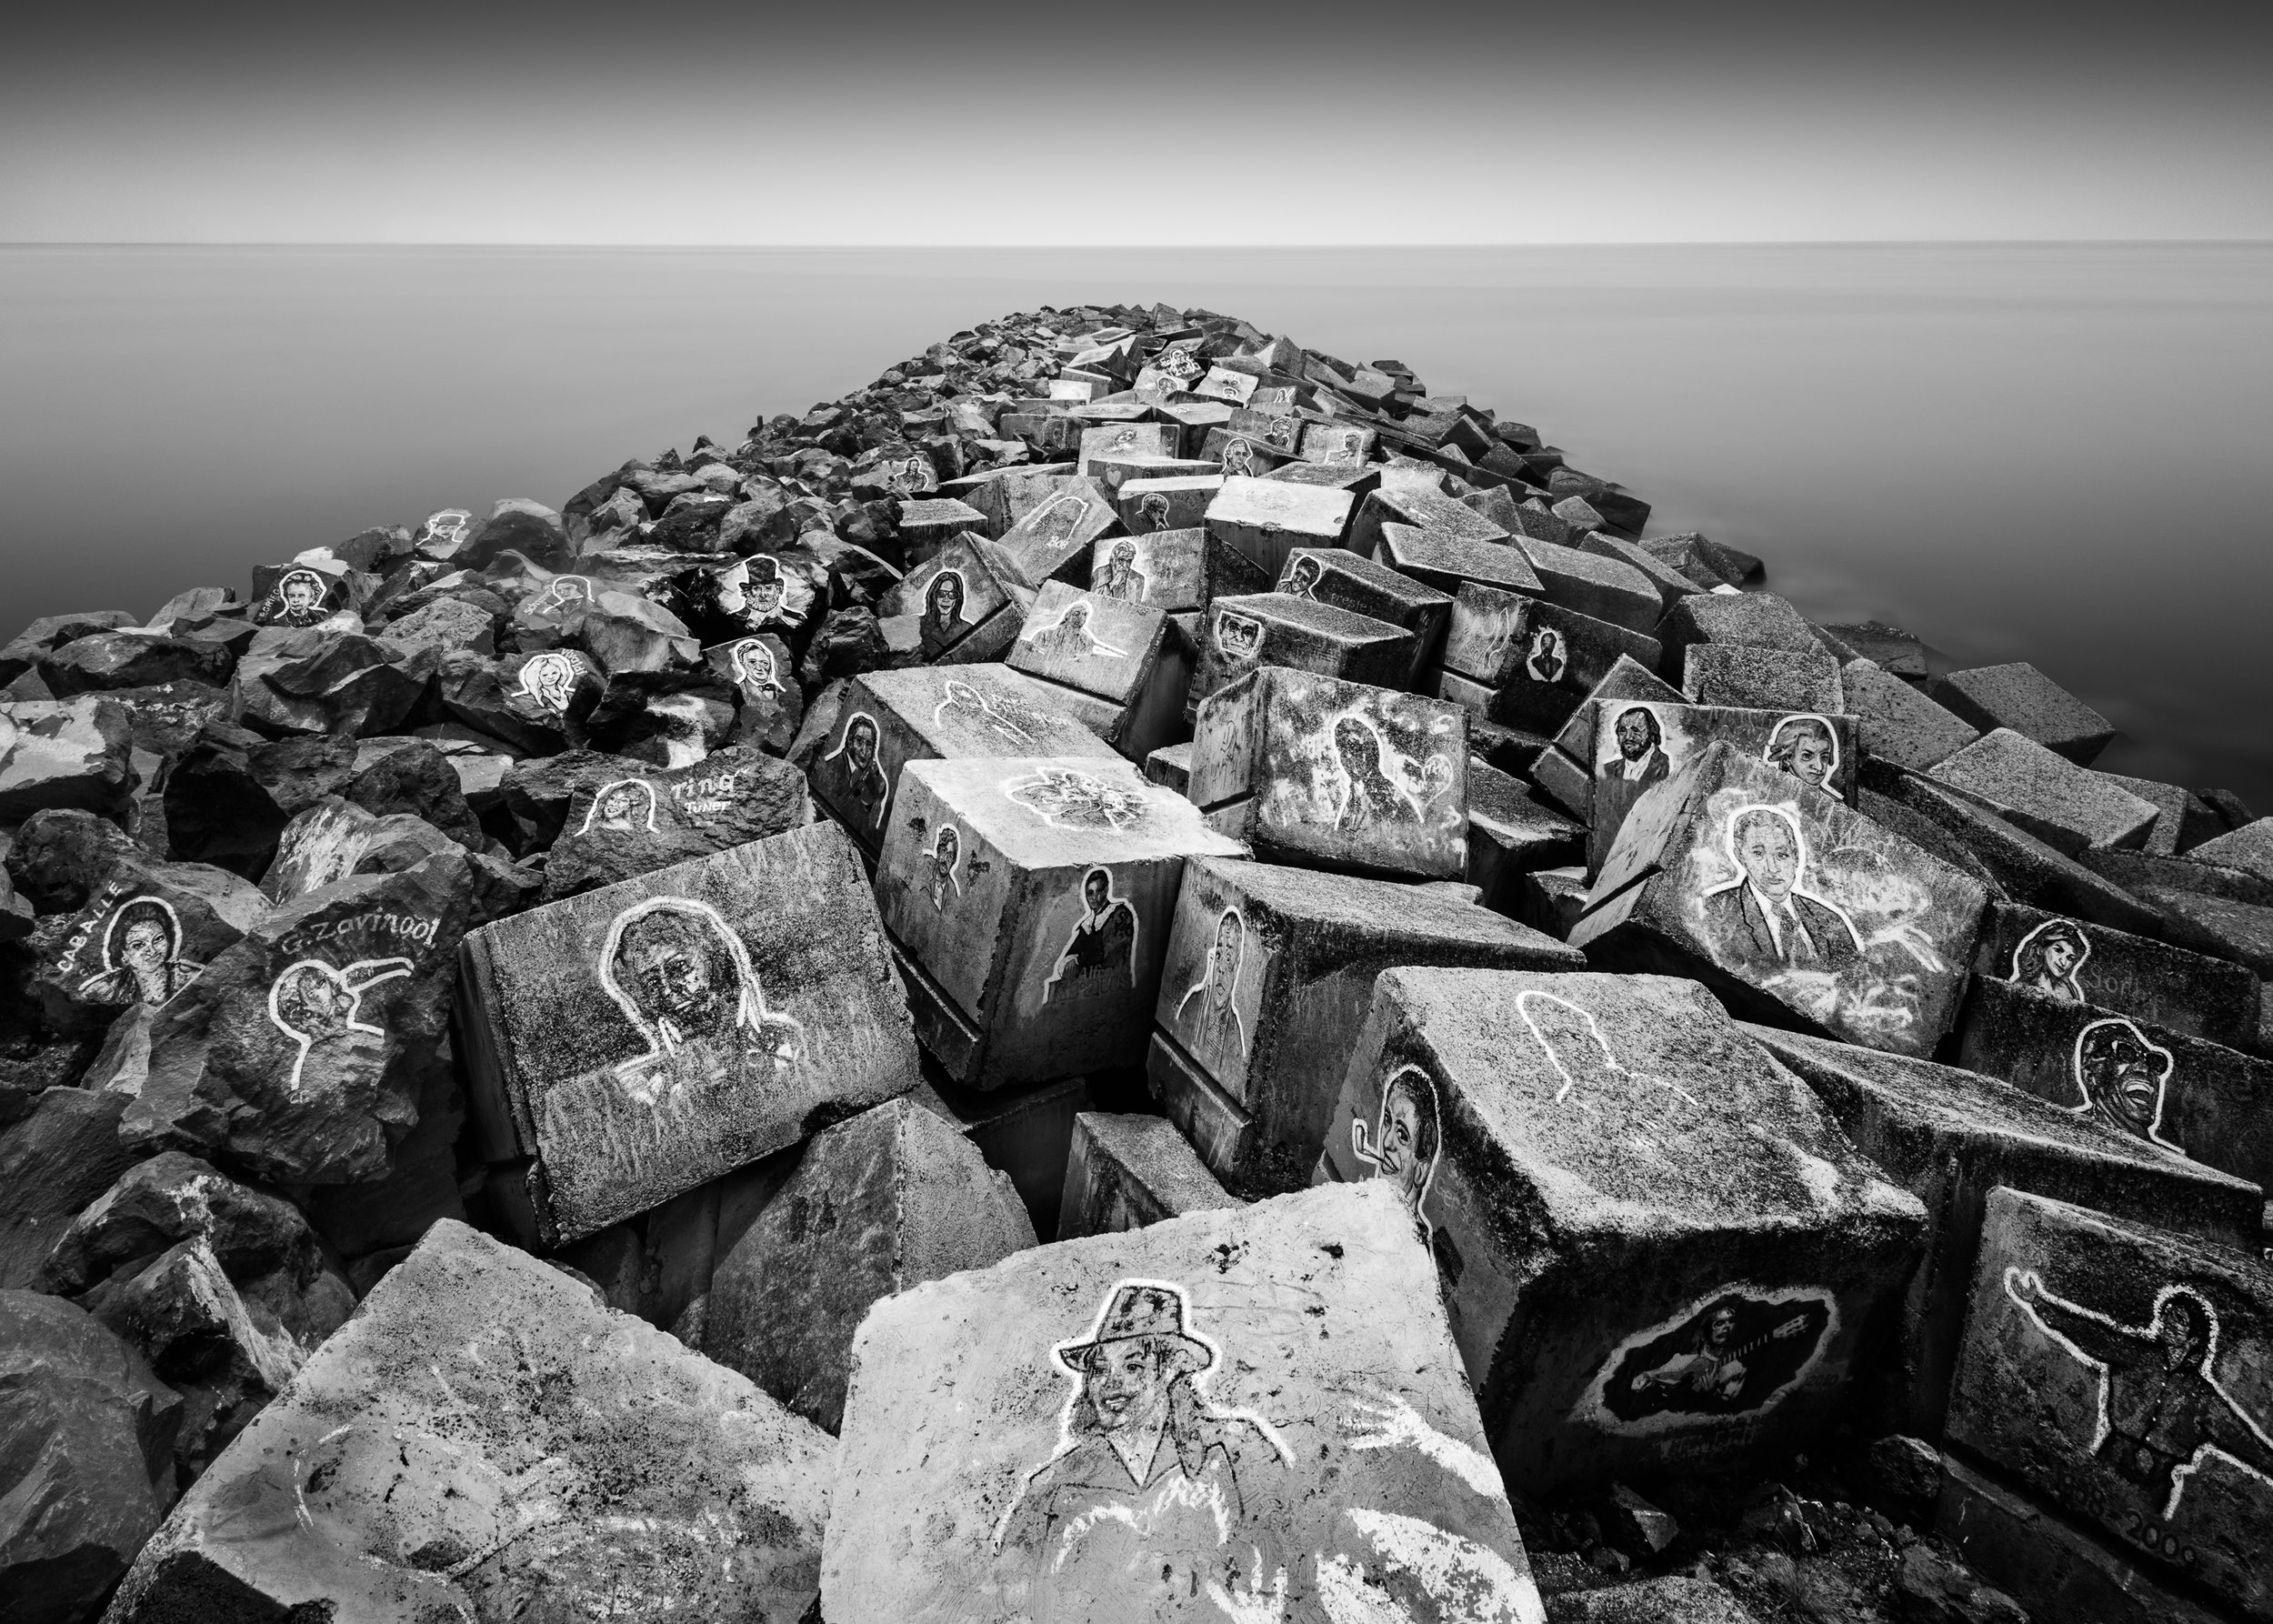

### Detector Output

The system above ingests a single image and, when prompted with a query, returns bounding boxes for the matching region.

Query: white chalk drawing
[1699,804,1864,973]
[934,679,1043,749]
[1153,345,1205,387]
[1093,538,1149,602]
[1341,1392,1502,1500]
[267,956,415,1098]
[2001,1267,2273,1520]
[530,575,593,616]
[1173,906,1249,1061]
[2070,1017,2184,1155]
[2010,917,2090,1002]
[1523,626,1567,684]
[918,568,973,658]
[1765,714,1840,793]
[516,650,585,714]
[1018,596,1128,662]
[886,451,932,494]
[75,896,204,1007]
[995,1278,1294,1568]
[1599,706,1672,787]
[1018,492,1092,551]
[1134,490,1175,534]
[723,554,815,630]
[821,711,890,828]
[1577,1283,1838,1436]
[260,567,336,627]
[1043,867,1139,1004]
[598,896,801,1102]
[1327,712,1455,834]
[1317,1509,1547,1624]
[1283,555,1323,601]
[726,637,786,700]
[1214,607,1266,664]
[1514,989,1700,1108]
[417,508,472,549]
[1004,767,1149,832]
[576,777,661,837]
[926,823,965,911]
[1352,1065,1443,1219]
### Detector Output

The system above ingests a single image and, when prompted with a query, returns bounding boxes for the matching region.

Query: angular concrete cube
[1970,899,2261,1050]
[1057,1111,1241,1238]
[1572,740,1988,1057]
[1203,475,1355,576]
[994,476,1123,587]
[1683,644,1845,715]
[1465,599,1664,736]
[1191,667,1469,880]
[1376,522,1544,600]
[1348,485,1511,556]
[1149,855,1582,1195]
[1086,525,1242,615]
[1116,473,1224,537]
[458,819,920,1244]
[1467,761,1587,915]
[1007,579,1176,759]
[1839,658,1979,771]
[881,533,1026,664]
[1276,546,1453,687]
[1948,1188,2273,1620]
[1189,593,1415,721]
[1317,967,1925,1493]
[824,1182,1547,1624]
[1928,662,2116,765]
[874,756,1245,1090]
[1508,538,1663,635]
[1928,728,2160,854]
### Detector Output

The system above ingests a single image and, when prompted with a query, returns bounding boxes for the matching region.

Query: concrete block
[1203,476,1356,577]
[1190,593,1415,722]
[1970,899,2261,1049]
[1681,644,1844,715]
[1277,546,1453,687]
[1929,663,2116,766]
[1057,1111,1241,1238]
[879,533,1025,663]
[1928,728,2159,854]
[1839,658,1978,772]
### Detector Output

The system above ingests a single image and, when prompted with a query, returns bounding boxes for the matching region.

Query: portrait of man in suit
[1603,707,1670,787]
[1700,805,1862,973]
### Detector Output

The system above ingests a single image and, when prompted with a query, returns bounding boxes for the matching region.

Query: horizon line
[5,237,2272,251]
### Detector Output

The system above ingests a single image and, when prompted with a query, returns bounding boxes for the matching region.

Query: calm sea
[3,244,2268,803]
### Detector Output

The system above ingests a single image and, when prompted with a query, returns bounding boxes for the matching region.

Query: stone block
[1190,593,1415,722]
[1376,521,1544,600]
[1948,1188,2273,1620]
[879,532,1025,663]
[1192,667,1469,880]
[0,696,134,819]
[1201,475,1356,578]
[1929,663,2116,765]
[104,1220,833,1624]
[1146,740,1193,793]
[1298,419,1378,464]
[824,1182,1547,1624]
[1077,420,1180,476]
[1682,644,1845,715]
[1656,592,1823,667]
[910,1068,1098,1238]
[1317,967,1925,1493]
[1116,473,1224,538]
[800,665,1117,859]
[1578,532,1710,616]
[893,496,989,564]
[1956,977,2273,1192]
[1468,760,1587,914]
[876,756,1243,1090]
[38,629,235,697]
[1472,600,1664,736]
[1277,546,1453,687]
[1549,656,1689,764]
[1574,741,1988,1056]
[699,1096,1036,1433]
[2188,817,2273,883]
[993,476,1123,588]
[1747,1024,2261,1437]
[1148,856,1581,1196]
[1508,539,1663,634]
[458,819,918,1244]
[1056,1111,1240,1239]
[1928,728,2159,854]
[540,744,810,901]
[1970,899,2260,1049]
[1840,658,1979,771]
[1349,484,1511,556]
[2098,772,2223,857]
[1008,579,1177,759]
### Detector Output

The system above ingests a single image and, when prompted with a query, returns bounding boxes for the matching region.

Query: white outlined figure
[726,637,786,700]
[529,576,593,617]
[1579,1283,1838,1436]
[2002,1268,2273,1519]
[725,555,814,630]
[1514,989,1700,1108]
[822,711,889,829]
[1600,707,1670,787]
[927,823,963,911]
[1042,867,1139,1005]
[1152,345,1205,388]
[1351,1065,1443,1221]
[417,509,473,549]
[598,896,800,1098]
[918,568,972,659]
[1283,555,1323,601]
[886,451,932,494]
[1524,627,1567,684]
[1173,906,1248,1060]
[577,777,661,837]
[1221,438,1258,477]
[2011,917,2090,1002]
[1699,804,1863,972]
[1005,767,1149,832]
[933,679,1041,749]
[2071,1018,2184,1154]
[75,896,204,1007]
[1018,493,1091,550]
[267,957,415,1099]
[1765,715,1840,793]
[1093,538,1148,602]
[1214,608,1265,662]
[994,1278,1293,1567]
[261,567,335,628]
[1327,712,1451,834]
[1134,490,1174,534]
[1017,596,1128,662]
[516,650,585,714]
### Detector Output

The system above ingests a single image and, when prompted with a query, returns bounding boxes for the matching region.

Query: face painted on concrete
[1616,709,1655,762]
[121,917,169,972]
[1767,717,1839,791]
[1734,811,1800,904]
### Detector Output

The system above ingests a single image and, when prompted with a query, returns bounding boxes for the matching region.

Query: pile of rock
[4,301,2269,1623]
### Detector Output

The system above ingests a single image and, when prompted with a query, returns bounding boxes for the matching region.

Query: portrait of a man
[1134,490,1174,534]
[1525,626,1567,684]
[1604,707,1670,787]
[1020,597,1126,663]
[1621,1298,1818,1417]
[1093,538,1147,601]
[1330,716,1428,832]
[1700,805,1863,973]
[918,568,969,659]
[727,637,786,700]
[1284,555,1323,600]
[1222,437,1258,477]
[824,712,890,828]
[1765,715,1839,792]
[2070,1018,2182,1153]
[267,956,415,1098]
[1043,867,1137,1003]
[2011,917,2090,1001]
[76,897,204,1007]
[927,824,962,911]
[1214,608,1265,662]
[599,897,800,1101]
[1172,906,1248,1061]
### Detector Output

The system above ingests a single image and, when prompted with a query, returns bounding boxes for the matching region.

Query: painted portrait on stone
[2069,1018,2183,1155]
[1092,538,1148,602]
[1042,867,1139,1005]
[598,896,801,1107]
[919,568,972,660]
[1764,715,1840,793]
[75,896,205,1007]
[1582,1285,1837,1435]
[1004,767,1149,833]
[1172,905,1249,1063]
[578,777,662,837]
[822,712,890,830]
[516,650,586,715]
[267,956,415,1099]
[933,679,1042,750]
[257,566,338,628]
[2010,917,2090,1002]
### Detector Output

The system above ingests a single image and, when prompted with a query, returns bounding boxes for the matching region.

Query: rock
[0,697,134,819]
[1969,898,2260,1049]
[1947,1187,2268,1619]
[246,559,363,628]
[0,611,142,686]
[1601,1484,1679,1558]
[1202,475,1355,577]
[37,631,235,697]
[874,755,1244,1089]
[2187,816,2273,883]
[879,535,1025,663]
[1682,643,1845,714]
[1116,474,1226,540]
[1848,1433,1944,1524]
[1841,658,1980,771]
[1375,521,1544,604]
[1350,483,1512,556]
[459,819,919,1245]
[104,1220,833,1624]
[700,1097,1035,1433]
[1574,740,1989,1056]
[564,589,702,676]
[1317,967,1925,1493]
[1148,855,1581,1196]
[1508,539,1664,635]
[1747,1024,2261,1435]
[1928,728,2159,854]
[153,723,292,882]
[0,1088,143,1290]
[454,496,574,572]
[2094,770,2221,857]
[540,744,810,900]
[1193,667,1470,880]
[1191,593,1416,727]
[1549,654,1690,767]
[0,1290,179,1624]
[991,475,1122,587]
[1928,662,2115,766]
[1008,579,1178,757]
[703,632,806,753]
[4,809,145,916]
[824,1182,1547,1624]
[375,592,497,657]
[1275,545,1453,687]
[1057,1111,1241,1238]
[436,647,603,754]
[1547,1575,1758,1622]
[35,853,269,1032]
[1468,760,1588,911]
[233,626,434,738]
[1580,531,1711,616]
[1657,592,1824,668]
[1457,591,1664,737]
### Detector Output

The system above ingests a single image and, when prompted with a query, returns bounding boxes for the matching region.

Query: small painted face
[1787,732,1833,788]
[929,575,962,619]
[1616,712,1653,762]
[1290,559,1320,592]
[2107,1053,2166,1132]
[1707,1308,1737,1348]
[933,831,957,881]
[1737,817,1799,902]
[1214,912,1241,964]
[598,787,638,825]
[1379,1091,1427,1197]
[1111,540,1137,569]
[1062,604,1089,637]
[282,576,320,612]
[121,918,169,972]
[290,968,352,1032]
[846,720,876,769]
[2045,938,2079,977]
[1084,872,1109,914]
[624,937,715,1024]
[1138,494,1171,531]
[1086,1339,1169,1429]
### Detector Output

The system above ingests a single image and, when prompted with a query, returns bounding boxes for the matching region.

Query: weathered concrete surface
[1275,546,1452,687]
[1947,1188,2273,1621]
[1189,593,1414,721]
[540,743,810,901]
[1968,898,2261,1049]
[825,1182,1547,1624]
[104,1219,834,1624]
[1546,1576,1760,1622]
[1839,658,1979,772]
[1057,1111,1241,1238]
[1928,662,2115,765]
[1009,580,1168,707]
[1746,1023,2261,1437]
[1681,644,1844,716]
[1317,967,1925,1494]
[700,1096,1035,1433]
[460,819,918,1244]
[1468,761,1587,915]
[1928,728,2159,854]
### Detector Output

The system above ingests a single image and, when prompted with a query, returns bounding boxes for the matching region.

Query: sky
[5,0,2270,245]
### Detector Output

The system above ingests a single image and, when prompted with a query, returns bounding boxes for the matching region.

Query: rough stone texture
[1549,657,1691,765]
[0,1088,144,1291]
[1351,483,1513,556]
[1892,1542,2028,1624]
[880,534,1025,663]
[2188,817,2273,883]
[1317,967,1925,1494]
[1956,976,2273,1192]
[1192,666,1470,880]
[1968,897,2260,1049]
[234,627,435,739]
[1445,591,1664,738]
[1468,760,1588,913]
[1839,659,1980,772]
[37,631,235,698]
[435,646,600,755]
[1546,1576,1759,1621]
[1574,741,1989,1057]
[826,1182,1547,1624]
[699,1096,1036,1433]
[1656,593,1823,668]
[1275,546,1452,687]
[4,809,146,917]
[1681,644,1845,716]
[0,612,142,686]
[1,1290,179,1624]
[1579,532,1710,617]
[540,744,811,901]
[1057,1111,1242,1238]
[1879,768,2165,935]
[1928,662,2116,766]
[1928,728,2159,854]
[1376,521,1544,601]
[1747,1024,2261,1436]
[1507,538,1663,634]
[104,1220,834,1624]
[0,697,135,820]
[35,854,270,1034]
[2092,769,2218,857]
[1202,474,1355,577]
[1147,855,1581,1196]
[1189,591,1414,724]
[1948,1188,2273,1621]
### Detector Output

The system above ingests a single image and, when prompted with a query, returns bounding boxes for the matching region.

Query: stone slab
[1839,658,1979,772]
[1928,728,2159,854]
[1929,663,2116,766]
[1681,644,1845,716]
[1507,538,1663,634]
[0,696,134,820]
[880,533,1025,663]
[1203,475,1356,577]
[1009,578,1168,707]
[1277,546,1453,687]
[541,744,811,901]
[1970,898,2261,1050]
[1057,1110,1241,1238]
[1189,592,1414,720]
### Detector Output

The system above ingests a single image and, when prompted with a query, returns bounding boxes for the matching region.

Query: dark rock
[453,496,574,572]
[706,632,806,753]
[1057,1110,1241,1238]
[35,853,268,1033]
[155,724,292,882]
[493,747,630,853]
[233,626,434,738]
[1875,769,2163,934]
[36,631,235,697]
[1928,663,2115,766]
[435,646,602,753]
[578,667,737,768]
[4,809,144,916]
[335,737,481,845]
[1547,1575,1759,1622]
[0,696,135,819]
[1847,1433,1943,1525]
[245,558,363,628]
[1469,758,1588,909]
[375,592,497,656]
[541,744,810,900]
[1602,1483,1680,1558]
[0,1087,144,1290]
[0,612,142,686]
[1275,545,1453,686]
